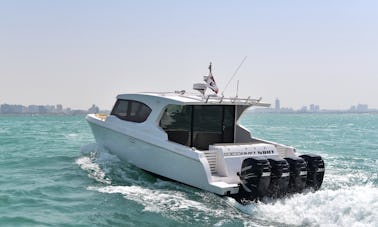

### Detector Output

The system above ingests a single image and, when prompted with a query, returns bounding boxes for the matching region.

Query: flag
[205,62,219,94]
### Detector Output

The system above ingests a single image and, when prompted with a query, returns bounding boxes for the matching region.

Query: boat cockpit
[160,104,236,150]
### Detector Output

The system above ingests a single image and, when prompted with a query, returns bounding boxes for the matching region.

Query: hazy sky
[1,1,377,110]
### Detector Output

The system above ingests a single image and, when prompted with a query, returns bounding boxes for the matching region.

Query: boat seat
[166,130,191,147]
[193,132,222,150]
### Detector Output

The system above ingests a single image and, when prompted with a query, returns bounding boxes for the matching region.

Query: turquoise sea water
[0,113,377,226]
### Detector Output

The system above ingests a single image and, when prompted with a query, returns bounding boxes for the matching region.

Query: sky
[0,0,377,110]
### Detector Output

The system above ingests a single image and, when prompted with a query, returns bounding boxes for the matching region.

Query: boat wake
[77,143,378,226]
[228,184,378,226]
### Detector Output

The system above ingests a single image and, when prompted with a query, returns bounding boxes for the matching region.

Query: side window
[111,99,151,123]
[136,104,152,122]
[111,100,129,120]
[130,101,139,117]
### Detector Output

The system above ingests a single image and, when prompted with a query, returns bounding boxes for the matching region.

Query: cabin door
[192,105,235,150]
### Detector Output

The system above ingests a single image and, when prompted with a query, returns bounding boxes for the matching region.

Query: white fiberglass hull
[86,115,237,195]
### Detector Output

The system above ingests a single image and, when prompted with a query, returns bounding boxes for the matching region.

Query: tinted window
[192,105,223,150]
[193,105,223,132]
[159,105,235,150]
[111,99,151,123]
[112,100,129,119]
[160,105,192,146]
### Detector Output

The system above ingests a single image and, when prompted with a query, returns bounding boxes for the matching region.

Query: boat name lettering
[257,150,275,155]
[224,150,275,156]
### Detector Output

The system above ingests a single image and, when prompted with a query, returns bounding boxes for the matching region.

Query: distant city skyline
[258,98,375,113]
[1,99,376,115]
[0,103,102,115]
[1,1,377,110]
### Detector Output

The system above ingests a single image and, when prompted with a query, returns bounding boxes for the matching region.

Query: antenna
[222,56,247,96]
[236,80,239,98]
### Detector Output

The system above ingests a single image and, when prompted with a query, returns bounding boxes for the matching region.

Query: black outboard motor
[267,157,290,198]
[300,154,325,190]
[285,156,307,193]
[236,157,271,202]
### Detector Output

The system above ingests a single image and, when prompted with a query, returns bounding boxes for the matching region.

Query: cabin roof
[116,92,270,107]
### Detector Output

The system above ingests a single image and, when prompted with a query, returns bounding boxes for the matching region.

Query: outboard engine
[236,157,271,202]
[300,154,325,190]
[267,157,290,198]
[285,156,307,193]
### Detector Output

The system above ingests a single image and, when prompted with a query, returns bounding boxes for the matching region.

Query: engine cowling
[285,156,307,193]
[300,154,325,190]
[267,157,290,198]
[236,157,271,202]
[233,154,324,204]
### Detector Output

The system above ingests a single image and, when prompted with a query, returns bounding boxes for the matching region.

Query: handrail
[140,91,270,107]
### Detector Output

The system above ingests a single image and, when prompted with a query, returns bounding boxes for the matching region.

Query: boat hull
[86,117,236,195]
[85,114,324,202]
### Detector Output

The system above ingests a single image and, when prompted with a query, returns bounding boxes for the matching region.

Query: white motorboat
[86,65,325,203]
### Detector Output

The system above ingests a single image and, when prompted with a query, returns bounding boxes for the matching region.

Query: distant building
[38,105,48,114]
[349,104,369,113]
[28,105,39,114]
[356,104,368,112]
[45,105,55,113]
[309,104,320,112]
[56,104,63,113]
[300,106,308,112]
[275,98,280,112]
[0,104,24,114]
[88,104,100,114]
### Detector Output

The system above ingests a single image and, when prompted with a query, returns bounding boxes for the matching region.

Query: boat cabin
[109,92,269,151]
